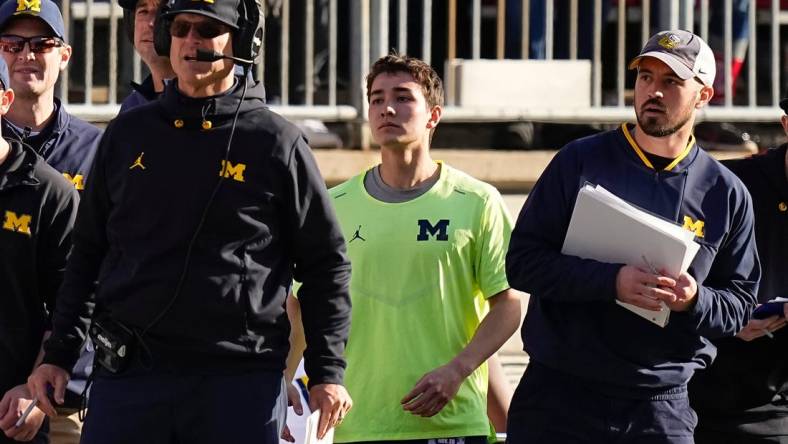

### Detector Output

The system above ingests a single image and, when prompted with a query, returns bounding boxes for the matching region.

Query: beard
[636,97,696,138]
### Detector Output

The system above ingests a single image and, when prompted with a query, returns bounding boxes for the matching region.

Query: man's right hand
[26,364,69,417]
[615,265,678,311]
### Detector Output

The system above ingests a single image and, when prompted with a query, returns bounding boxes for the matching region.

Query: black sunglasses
[0,35,64,54]
[169,20,229,39]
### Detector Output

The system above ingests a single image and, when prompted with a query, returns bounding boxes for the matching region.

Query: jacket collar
[159,76,266,130]
[0,139,41,191]
[620,123,698,173]
[130,75,165,102]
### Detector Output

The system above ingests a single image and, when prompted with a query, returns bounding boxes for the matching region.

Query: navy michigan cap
[161,0,240,29]
[0,0,66,41]
[0,57,8,90]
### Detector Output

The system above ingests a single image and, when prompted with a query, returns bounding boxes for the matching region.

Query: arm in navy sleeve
[37,180,79,321]
[287,137,351,388]
[42,123,115,371]
[680,187,760,338]
[506,146,623,303]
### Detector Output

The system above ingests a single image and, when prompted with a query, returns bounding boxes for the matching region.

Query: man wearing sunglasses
[27,0,353,443]
[0,56,79,444]
[0,0,101,194]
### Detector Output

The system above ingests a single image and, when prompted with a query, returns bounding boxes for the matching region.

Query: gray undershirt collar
[363,164,440,203]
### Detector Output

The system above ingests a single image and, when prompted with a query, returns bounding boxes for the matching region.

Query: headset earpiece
[153,0,175,57]
[232,0,264,64]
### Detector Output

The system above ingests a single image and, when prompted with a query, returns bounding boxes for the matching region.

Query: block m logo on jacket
[3,211,32,236]
[220,160,246,182]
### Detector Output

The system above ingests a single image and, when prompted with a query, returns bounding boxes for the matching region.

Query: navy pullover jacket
[507,124,760,398]
[689,144,788,429]
[0,139,78,396]
[43,78,351,386]
[1,99,101,192]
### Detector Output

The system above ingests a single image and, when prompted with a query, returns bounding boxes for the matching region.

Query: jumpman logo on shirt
[129,152,146,170]
[349,225,366,243]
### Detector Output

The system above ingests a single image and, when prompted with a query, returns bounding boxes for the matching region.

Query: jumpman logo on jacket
[129,152,146,170]
[349,225,366,243]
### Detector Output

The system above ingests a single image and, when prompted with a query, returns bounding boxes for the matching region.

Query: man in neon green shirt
[331,54,521,443]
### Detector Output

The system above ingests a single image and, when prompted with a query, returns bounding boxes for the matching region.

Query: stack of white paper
[561,184,700,327]
[303,410,335,444]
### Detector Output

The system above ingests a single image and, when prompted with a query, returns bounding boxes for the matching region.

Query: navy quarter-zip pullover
[507,124,760,398]
[0,139,78,397]
[1,99,101,192]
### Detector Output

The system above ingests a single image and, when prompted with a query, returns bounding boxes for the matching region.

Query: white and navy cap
[629,30,716,87]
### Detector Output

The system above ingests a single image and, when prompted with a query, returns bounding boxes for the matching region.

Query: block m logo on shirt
[682,216,705,238]
[417,219,449,241]
[3,211,32,236]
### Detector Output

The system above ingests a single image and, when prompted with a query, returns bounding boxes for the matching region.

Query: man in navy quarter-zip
[0,0,101,192]
[26,0,352,443]
[506,30,760,444]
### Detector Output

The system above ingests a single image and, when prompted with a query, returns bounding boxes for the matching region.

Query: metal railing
[61,0,787,128]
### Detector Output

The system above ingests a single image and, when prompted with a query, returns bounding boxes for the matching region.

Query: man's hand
[737,314,787,342]
[401,362,465,418]
[0,384,46,442]
[663,272,698,312]
[308,383,352,440]
[280,383,304,443]
[27,364,69,418]
[616,265,678,311]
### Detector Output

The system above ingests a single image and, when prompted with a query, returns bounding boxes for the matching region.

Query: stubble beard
[636,98,696,138]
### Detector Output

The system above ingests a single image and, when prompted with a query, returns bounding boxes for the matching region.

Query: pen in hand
[14,398,38,428]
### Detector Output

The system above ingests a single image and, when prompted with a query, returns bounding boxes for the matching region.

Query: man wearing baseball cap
[0,56,79,444]
[689,93,788,443]
[0,0,101,194]
[506,29,759,443]
[27,0,352,442]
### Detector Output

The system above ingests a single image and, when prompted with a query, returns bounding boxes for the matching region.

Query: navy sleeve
[37,179,79,320]
[681,186,760,338]
[506,146,623,303]
[43,123,114,371]
[287,137,352,387]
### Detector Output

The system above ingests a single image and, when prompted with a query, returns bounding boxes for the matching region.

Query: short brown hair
[366,53,444,109]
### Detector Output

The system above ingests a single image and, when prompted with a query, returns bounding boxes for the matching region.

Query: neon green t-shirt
[331,163,513,442]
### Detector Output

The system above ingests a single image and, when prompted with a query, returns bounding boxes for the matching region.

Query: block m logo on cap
[15,0,41,14]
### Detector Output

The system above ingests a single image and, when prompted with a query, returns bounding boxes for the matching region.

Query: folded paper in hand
[304,409,334,444]
[561,184,700,327]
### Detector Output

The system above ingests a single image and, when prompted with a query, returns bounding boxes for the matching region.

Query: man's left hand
[664,271,698,312]
[0,384,46,442]
[308,383,352,440]
[401,362,465,417]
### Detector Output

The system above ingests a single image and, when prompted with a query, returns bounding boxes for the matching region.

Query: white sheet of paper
[562,184,701,327]
[304,409,334,444]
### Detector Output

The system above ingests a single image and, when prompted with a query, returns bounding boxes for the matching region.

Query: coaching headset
[152,0,264,65]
